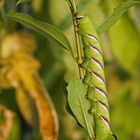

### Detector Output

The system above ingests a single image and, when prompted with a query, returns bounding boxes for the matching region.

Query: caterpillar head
[74,12,96,36]
[74,12,85,19]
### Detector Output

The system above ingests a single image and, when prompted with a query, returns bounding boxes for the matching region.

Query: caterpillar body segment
[75,12,113,140]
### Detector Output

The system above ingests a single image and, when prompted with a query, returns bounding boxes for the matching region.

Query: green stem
[67,0,84,79]
[73,15,84,79]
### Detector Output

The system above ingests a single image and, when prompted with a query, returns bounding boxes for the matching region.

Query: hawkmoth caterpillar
[75,12,116,140]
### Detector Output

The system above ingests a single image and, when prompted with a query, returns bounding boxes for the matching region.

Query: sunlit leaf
[97,0,140,34]
[67,79,94,139]
[6,12,74,57]
[16,87,38,128]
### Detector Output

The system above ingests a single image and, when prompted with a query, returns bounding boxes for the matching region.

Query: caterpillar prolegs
[75,12,117,140]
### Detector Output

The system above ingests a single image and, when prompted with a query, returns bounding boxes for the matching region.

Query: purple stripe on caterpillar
[86,34,98,42]
[91,57,104,70]
[100,115,111,129]
[89,45,102,56]
[98,101,109,113]
[94,86,107,97]
[92,71,106,84]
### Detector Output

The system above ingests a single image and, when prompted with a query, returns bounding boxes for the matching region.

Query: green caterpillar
[75,12,117,140]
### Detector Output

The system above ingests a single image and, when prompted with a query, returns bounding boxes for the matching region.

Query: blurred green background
[0,0,140,140]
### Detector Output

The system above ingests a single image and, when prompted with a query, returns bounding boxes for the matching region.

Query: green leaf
[97,0,140,34]
[67,79,94,139]
[16,0,32,6]
[6,12,74,57]
[109,14,140,76]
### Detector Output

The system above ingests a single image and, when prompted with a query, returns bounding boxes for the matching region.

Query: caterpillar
[75,12,117,140]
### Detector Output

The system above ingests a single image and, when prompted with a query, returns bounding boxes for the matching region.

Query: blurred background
[0,0,140,140]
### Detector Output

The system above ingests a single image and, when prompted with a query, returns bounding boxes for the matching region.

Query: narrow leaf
[16,87,38,127]
[16,0,32,6]
[6,12,74,57]
[97,0,140,34]
[67,79,94,139]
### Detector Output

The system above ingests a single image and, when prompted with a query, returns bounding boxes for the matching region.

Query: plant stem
[68,0,84,79]
[73,15,84,79]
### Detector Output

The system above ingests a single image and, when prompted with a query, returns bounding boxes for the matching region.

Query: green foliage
[16,0,32,6]
[109,14,140,76]
[97,0,140,34]
[111,88,140,140]
[0,0,140,139]
[67,79,94,139]
[0,114,5,124]
[8,117,21,140]
[6,12,74,57]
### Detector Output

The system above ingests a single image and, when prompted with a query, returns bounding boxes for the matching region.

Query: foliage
[6,12,74,57]
[0,0,140,139]
[97,0,140,34]
[67,79,94,139]
[16,0,32,6]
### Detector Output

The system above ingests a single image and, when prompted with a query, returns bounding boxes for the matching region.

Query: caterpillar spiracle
[75,12,117,140]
